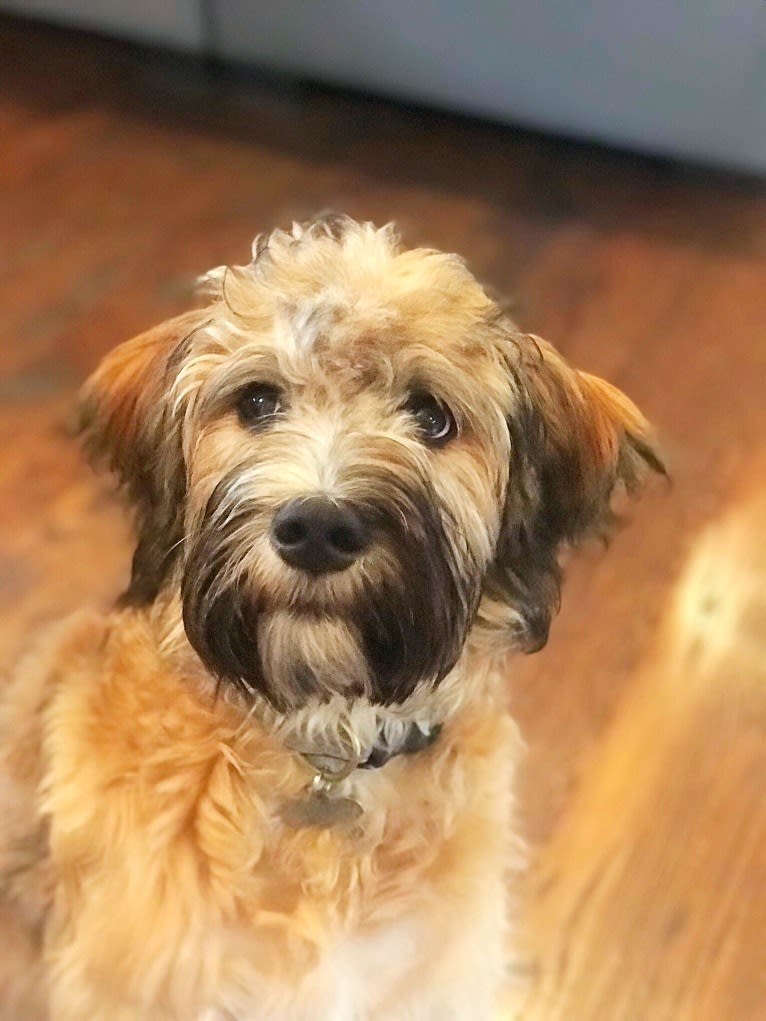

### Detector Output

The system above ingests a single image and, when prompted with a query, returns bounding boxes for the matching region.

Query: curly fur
[0,217,662,1020]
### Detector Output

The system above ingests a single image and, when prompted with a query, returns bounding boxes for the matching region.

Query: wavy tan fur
[0,218,662,1020]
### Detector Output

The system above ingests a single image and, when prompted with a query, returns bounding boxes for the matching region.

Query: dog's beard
[181,468,482,711]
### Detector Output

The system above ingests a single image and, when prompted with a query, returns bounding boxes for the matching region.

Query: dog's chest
[43,639,514,1019]
[208,916,424,1021]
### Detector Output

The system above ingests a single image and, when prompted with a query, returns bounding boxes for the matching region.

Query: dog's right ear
[78,310,207,604]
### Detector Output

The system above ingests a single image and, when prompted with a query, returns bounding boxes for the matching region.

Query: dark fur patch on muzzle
[181,468,482,709]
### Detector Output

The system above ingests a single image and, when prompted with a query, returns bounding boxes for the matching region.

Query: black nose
[270,497,371,574]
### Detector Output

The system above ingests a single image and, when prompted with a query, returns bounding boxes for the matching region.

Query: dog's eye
[404,392,456,446]
[236,383,283,426]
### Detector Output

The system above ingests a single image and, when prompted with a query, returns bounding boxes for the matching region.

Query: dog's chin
[256,609,373,708]
[183,577,473,712]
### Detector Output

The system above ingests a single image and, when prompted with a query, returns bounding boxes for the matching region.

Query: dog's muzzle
[183,468,479,708]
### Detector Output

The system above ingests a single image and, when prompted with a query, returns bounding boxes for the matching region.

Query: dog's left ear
[78,311,206,604]
[483,334,665,651]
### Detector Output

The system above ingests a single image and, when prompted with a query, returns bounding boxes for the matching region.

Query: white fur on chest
[206,892,505,1021]
[208,917,421,1021]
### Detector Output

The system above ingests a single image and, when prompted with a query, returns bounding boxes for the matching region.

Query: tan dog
[0,218,662,1020]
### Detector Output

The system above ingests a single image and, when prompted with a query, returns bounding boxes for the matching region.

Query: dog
[0,217,663,1020]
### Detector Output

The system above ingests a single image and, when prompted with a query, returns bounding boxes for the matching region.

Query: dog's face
[80,219,662,711]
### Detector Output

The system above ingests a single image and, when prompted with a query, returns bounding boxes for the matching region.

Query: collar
[281,720,443,829]
[293,719,443,779]
[358,720,442,769]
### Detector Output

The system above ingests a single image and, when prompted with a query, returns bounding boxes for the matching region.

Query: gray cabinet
[2,0,203,50]
[212,1,766,174]
[4,1,765,173]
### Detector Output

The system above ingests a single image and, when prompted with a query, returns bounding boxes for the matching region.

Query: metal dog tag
[280,746,363,830]
[281,792,363,829]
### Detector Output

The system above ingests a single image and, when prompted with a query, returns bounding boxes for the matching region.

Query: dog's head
[80,218,663,711]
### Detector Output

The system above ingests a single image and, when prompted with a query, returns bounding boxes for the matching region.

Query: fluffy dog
[0,218,662,1020]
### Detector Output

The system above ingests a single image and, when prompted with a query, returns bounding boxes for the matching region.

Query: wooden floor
[1,16,765,1020]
